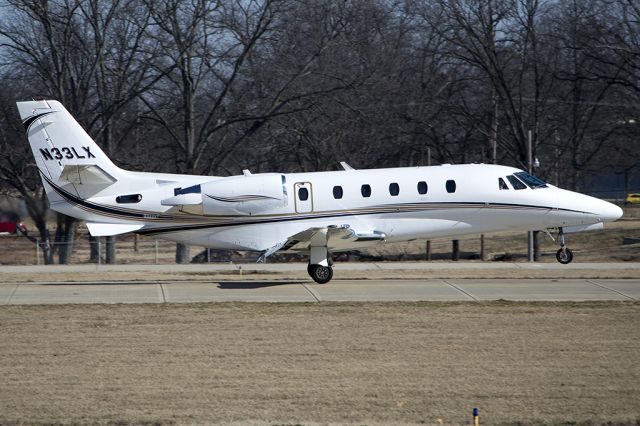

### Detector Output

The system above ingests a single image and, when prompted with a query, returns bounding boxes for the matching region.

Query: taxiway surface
[3,262,639,304]
[1,278,638,305]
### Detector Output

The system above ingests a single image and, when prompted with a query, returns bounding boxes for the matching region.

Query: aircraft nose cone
[597,199,623,222]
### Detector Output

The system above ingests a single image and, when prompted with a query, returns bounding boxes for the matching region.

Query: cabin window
[361,184,372,198]
[333,186,343,199]
[499,178,509,190]
[507,175,527,190]
[514,172,548,189]
[389,183,400,196]
[446,180,456,193]
[116,194,142,203]
[298,187,309,201]
[417,181,428,194]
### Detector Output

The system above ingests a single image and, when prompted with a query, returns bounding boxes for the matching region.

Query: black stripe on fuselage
[136,203,593,236]
[206,194,279,202]
[42,173,160,220]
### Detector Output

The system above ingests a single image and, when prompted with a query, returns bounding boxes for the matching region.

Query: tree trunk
[176,243,190,264]
[452,240,460,261]
[35,222,54,265]
[53,213,65,255]
[106,236,117,264]
[23,192,53,264]
[89,235,100,263]
[58,215,77,264]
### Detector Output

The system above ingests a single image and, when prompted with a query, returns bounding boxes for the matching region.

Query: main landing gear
[307,244,334,284]
[307,263,333,284]
[553,228,573,264]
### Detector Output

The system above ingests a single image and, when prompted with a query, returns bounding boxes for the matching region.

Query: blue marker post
[473,407,479,426]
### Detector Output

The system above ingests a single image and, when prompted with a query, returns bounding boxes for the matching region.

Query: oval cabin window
[333,186,343,199]
[417,181,428,195]
[116,194,142,203]
[389,183,399,196]
[361,184,372,198]
[446,180,456,193]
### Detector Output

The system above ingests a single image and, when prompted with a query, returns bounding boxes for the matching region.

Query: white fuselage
[44,163,622,252]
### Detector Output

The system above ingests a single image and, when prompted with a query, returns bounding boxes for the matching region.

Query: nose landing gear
[556,247,573,264]
[553,228,573,264]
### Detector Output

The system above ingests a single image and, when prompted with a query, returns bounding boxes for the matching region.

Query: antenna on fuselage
[340,162,354,170]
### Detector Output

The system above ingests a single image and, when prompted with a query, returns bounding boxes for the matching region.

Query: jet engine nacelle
[201,173,287,216]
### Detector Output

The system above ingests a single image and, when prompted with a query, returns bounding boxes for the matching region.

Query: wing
[257,224,386,263]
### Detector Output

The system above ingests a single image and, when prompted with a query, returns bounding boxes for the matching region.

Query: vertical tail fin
[16,100,123,185]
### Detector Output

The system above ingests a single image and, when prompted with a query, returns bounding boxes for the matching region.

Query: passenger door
[294,182,313,213]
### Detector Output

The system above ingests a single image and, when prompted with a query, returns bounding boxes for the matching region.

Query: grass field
[1,301,639,425]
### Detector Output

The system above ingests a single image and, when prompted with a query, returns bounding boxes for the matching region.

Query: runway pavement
[2,262,639,304]
[1,277,639,305]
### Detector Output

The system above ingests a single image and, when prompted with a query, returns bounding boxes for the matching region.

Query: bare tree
[0,85,55,263]
[1,0,163,263]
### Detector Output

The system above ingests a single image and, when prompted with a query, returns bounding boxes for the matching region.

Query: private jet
[17,100,623,283]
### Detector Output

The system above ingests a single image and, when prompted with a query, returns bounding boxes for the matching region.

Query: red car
[0,213,27,235]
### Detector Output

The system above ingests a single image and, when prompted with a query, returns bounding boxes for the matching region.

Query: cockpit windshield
[514,172,548,189]
[506,175,527,190]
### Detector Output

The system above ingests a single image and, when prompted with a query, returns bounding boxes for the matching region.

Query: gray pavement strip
[447,279,637,301]
[587,279,638,300]
[163,280,315,303]
[7,282,161,305]
[1,278,639,305]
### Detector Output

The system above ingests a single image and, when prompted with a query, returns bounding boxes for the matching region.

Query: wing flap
[257,224,386,262]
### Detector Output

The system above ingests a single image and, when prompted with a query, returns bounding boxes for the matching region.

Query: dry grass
[0,301,639,425]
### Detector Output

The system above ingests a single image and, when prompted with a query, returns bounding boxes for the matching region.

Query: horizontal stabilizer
[59,164,116,185]
[86,222,144,236]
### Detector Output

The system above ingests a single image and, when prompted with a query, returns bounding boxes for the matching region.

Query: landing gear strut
[555,228,573,264]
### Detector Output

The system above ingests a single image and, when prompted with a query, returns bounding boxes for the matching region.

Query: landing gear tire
[556,248,573,264]
[308,264,333,284]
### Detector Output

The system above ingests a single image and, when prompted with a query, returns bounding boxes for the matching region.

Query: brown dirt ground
[0,302,639,426]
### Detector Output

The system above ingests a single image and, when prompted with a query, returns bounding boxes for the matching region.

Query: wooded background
[0,0,638,263]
